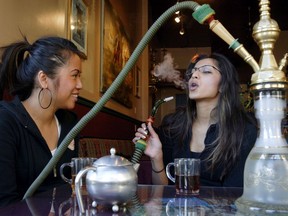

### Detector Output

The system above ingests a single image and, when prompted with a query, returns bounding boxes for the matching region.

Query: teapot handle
[75,166,96,214]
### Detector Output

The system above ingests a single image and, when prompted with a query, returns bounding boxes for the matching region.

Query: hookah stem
[131,96,174,165]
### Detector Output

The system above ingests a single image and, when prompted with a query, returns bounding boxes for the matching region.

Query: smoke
[151,53,185,89]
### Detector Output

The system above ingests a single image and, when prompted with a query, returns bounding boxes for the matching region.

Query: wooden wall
[74,98,141,139]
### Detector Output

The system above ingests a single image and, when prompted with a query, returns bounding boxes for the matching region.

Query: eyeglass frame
[185,64,221,80]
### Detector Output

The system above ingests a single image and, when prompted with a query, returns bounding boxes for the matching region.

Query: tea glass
[60,157,97,194]
[166,158,200,195]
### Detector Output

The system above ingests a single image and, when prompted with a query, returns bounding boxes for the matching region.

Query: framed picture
[134,66,141,98]
[70,0,88,55]
[100,0,133,108]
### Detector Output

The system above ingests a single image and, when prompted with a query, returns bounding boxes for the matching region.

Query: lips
[189,82,198,91]
[72,93,79,101]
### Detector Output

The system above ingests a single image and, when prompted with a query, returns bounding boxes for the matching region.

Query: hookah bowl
[235,0,288,214]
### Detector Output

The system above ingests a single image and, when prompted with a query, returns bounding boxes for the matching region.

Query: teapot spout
[133,163,140,172]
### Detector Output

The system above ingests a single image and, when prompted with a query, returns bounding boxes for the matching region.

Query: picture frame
[70,0,88,55]
[134,66,141,98]
[100,0,133,108]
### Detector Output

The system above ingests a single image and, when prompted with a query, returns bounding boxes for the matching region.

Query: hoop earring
[38,88,52,109]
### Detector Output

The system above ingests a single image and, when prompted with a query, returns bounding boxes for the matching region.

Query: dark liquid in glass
[175,175,200,195]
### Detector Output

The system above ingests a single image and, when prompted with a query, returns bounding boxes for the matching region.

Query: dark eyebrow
[71,69,81,73]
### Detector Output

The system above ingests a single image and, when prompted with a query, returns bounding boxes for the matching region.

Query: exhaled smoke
[151,53,185,89]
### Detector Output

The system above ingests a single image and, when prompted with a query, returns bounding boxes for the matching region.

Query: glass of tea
[166,158,200,195]
[60,157,97,195]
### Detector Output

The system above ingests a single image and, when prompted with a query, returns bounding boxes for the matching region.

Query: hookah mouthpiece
[151,96,174,116]
[131,96,174,165]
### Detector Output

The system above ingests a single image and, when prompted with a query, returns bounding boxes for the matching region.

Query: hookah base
[235,197,288,215]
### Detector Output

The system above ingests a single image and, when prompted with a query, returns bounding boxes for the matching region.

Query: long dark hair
[161,53,255,179]
[0,36,87,100]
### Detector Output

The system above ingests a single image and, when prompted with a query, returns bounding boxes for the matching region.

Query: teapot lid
[93,148,132,166]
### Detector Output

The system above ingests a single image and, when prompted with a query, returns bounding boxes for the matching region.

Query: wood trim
[77,97,142,125]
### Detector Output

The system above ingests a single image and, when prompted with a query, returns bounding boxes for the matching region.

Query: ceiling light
[175,16,181,23]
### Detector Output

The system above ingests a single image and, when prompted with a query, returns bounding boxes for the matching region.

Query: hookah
[234,0,288,214]
[23,1,288,214]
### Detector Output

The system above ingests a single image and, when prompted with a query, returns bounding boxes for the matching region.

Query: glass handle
[60,162,72,184]
[166,163,175,183]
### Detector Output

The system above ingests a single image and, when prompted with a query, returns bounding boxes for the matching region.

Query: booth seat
[78,137,152,184]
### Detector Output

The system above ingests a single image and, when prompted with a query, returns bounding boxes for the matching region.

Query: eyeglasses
[186,65,220,80]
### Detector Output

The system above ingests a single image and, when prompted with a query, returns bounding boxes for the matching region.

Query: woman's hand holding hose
[133,122,163,161]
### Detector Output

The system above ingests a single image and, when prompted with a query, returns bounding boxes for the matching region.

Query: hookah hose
[131,96,174,165]
[23,1,217,199]
[129,96,173,215]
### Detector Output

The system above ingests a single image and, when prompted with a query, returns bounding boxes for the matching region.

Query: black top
[158,112,258,187]
[0,97,79,207]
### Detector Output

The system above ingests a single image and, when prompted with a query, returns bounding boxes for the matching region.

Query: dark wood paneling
[74,97,142,140]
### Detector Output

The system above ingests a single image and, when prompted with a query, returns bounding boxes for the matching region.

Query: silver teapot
[75,148,138,213]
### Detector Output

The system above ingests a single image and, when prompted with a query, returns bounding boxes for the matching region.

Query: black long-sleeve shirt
[159,113,258,187]
[0,97,78,207]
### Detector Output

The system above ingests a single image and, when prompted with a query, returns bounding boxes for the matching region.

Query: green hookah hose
[131,96,174,165]
[23,1,212,199]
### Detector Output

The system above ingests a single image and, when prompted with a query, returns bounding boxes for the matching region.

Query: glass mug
[166,197,206,216]
[166,158,200,195]
[60,157,97,194]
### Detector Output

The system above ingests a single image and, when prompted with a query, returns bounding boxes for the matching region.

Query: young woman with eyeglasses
[133,53,258,187]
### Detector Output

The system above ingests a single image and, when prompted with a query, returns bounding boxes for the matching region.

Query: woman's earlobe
[37,71,48,88]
